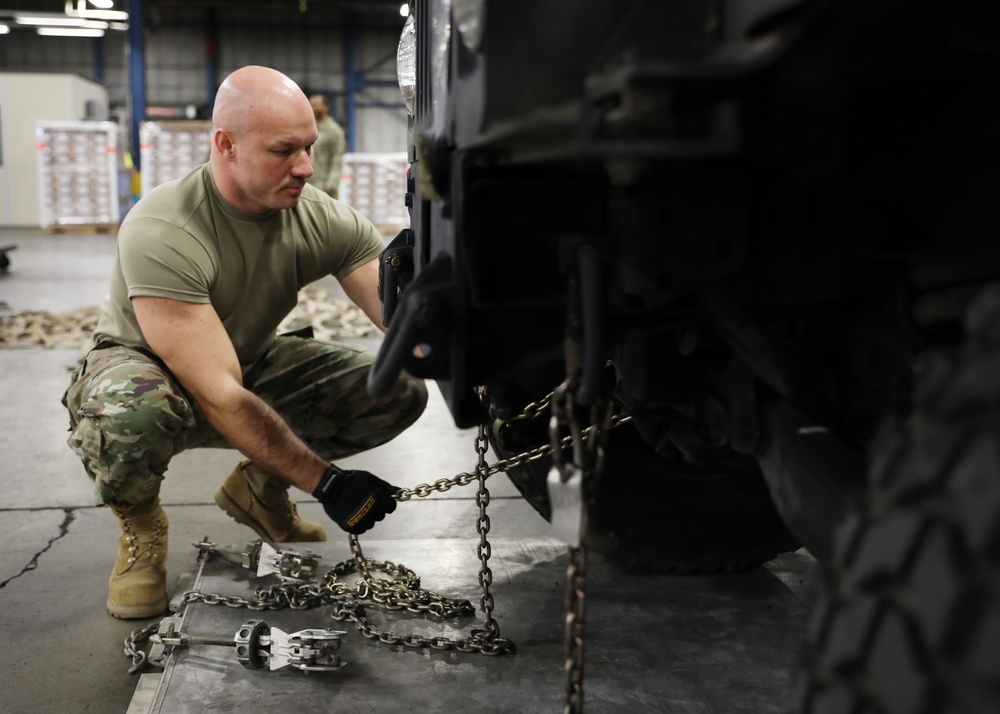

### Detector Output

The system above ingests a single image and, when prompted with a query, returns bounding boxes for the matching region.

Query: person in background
[308,93,347,199]
[62,65,426,619]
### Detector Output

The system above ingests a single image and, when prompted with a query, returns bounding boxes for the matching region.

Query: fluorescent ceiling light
[17,15,109,28]
[18,15,85,25]
[0,25,10,35]
[89,0,116,8]
[37,27,105,37]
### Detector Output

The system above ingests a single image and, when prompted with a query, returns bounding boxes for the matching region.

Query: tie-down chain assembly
[125,392,626,712]
[125,424,516,674]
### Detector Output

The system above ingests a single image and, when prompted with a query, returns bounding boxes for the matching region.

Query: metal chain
[329,529,515,654]
[393,388,560,501]
[550,386,588,714]
[395,413,631,502]
[125,538,507,670]
[124,392,623,671]
[125,621,161,673]
[562,546,587,713]
[553,387,616,714]
[472,426,513,651]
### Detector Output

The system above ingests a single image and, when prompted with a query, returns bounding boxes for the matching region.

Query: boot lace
[121,513,167,566]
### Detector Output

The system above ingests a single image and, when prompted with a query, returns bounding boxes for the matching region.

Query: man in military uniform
[63,65,426,619]
[307,94,347,199]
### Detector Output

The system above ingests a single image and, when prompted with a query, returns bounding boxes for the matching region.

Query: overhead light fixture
[399,4,409,17]
[17,15,109,29]
[17,15,83,26]
[37,27,106,37]
[67,1,128,21]
[88,0,116,8]
[0,25,10,35]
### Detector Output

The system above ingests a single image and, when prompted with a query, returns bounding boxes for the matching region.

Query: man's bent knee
[65,350,195,505]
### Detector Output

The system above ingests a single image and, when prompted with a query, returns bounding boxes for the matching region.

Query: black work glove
[312,464,399,534]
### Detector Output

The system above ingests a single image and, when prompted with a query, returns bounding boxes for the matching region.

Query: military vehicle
[372,1,1000,710]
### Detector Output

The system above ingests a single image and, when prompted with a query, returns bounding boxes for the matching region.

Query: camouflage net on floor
[0,285,379,351]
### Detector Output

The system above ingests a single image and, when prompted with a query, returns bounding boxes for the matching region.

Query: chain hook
[550,378,587,482]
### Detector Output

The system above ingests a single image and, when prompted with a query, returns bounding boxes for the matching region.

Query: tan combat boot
[214,460,327,542]
[107,499,169,619]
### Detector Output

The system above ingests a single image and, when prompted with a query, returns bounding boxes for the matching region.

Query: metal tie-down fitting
[149,617,347,673]
[194,539,322,583]
[235,619,348,672]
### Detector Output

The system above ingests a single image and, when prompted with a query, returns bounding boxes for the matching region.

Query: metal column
[343,13,359,152]
[204,8,219,118]
[126,0,146,170]
[92,36,105,85]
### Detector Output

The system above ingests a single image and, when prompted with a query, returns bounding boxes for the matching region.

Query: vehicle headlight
[453,0,485,52]
[397,12,416,116]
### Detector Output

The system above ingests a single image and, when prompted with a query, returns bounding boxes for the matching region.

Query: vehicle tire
[491,403,800,573]
[800,284,1000,714]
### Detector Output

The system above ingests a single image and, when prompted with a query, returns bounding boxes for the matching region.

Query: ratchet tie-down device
[146,541,347,673]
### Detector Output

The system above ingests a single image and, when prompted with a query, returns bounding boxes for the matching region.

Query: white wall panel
[0,73,109,227]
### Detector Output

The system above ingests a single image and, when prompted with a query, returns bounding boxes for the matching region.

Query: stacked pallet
[36,121,120,232]
[139,120,212,196]
[340,152,409,235]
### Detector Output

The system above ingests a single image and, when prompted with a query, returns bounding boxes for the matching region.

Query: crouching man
[62,65,426,618]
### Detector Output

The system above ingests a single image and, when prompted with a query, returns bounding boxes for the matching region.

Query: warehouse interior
[0,2,829,713]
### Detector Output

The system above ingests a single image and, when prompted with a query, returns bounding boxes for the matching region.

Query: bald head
[213,65,312,139]
[209,65,319,213]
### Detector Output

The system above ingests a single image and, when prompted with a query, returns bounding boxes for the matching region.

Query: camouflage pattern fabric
[63,337,427,506]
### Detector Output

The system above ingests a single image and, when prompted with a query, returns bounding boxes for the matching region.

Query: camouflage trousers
[62,336,428,506]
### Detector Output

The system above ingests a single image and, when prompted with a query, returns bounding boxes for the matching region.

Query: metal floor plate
[134,537,813,713]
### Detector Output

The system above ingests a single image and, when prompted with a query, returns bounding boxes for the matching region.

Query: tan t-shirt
[92,163,383,364]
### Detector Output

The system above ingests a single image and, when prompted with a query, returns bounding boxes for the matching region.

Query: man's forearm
[199,387,326,493]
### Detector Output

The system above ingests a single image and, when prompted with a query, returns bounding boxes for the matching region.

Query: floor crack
[0,508,75,589]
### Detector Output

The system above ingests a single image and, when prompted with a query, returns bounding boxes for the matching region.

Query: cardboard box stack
[140,120,212,196]
[36,121,120,230]
[340,152,409,235]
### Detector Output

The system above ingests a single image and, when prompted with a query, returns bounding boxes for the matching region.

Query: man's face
[229,107,318,213]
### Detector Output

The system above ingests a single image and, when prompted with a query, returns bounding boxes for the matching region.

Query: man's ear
[213,129,236,160]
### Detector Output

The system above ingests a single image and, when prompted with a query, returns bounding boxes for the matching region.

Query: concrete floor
[0,226,819,713]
